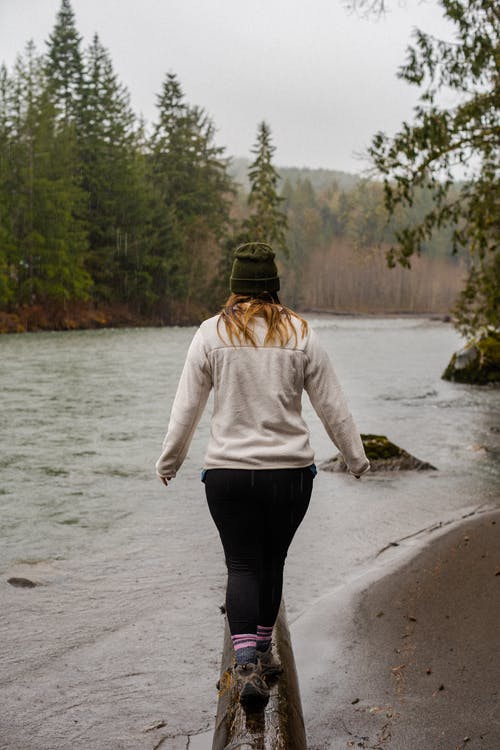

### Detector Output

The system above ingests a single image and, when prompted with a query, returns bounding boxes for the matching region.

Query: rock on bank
[442,330,500,385]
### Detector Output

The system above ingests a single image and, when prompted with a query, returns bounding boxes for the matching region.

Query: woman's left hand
[159,476,171,487]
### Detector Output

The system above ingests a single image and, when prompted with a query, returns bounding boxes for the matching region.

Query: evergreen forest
[0,0,470,333]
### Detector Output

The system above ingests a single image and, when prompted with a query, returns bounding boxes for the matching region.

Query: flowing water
[1,317,499,749]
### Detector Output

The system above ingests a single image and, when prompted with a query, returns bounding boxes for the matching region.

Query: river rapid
[1,317,499,749]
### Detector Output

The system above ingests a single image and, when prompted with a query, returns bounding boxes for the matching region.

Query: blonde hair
[217,293,308,348]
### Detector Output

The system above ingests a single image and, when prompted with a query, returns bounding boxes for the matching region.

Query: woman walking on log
[156,243,370,710]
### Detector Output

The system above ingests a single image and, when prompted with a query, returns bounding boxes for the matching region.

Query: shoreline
[0,303,453,334]
[302,307,452,321]
[293,507,500,749]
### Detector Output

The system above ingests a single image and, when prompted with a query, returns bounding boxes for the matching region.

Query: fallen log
[212,601,306,750]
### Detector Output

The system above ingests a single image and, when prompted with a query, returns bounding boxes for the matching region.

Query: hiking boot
[234,663,270,711]
[256,646,283,681]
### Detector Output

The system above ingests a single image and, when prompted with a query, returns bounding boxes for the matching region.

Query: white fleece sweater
[155,313,370,478]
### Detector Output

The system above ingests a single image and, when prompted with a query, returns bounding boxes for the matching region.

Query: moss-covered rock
[321,434,437,473]
[442,330,500,385]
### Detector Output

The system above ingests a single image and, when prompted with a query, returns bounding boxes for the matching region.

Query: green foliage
[369,0,499,332]
[454,253,500,338]
[339,180,392,248]
[0,0,472,328]
[44,0,84,122]
[0,65,16,305]
[281,171,457,262]
[79,34,151,308]
[0,40,90,306]
[1,1,236,324]
[149,73,234,319]
[281,177,322,306]
[229,158,360,194]
[239,122,288,257]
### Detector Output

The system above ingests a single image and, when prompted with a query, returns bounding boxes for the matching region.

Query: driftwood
[212,601,306,750]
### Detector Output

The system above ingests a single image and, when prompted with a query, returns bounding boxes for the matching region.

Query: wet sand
[294,510,500,750]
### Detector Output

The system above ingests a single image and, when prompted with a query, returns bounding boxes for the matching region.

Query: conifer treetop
[45,0,84,120]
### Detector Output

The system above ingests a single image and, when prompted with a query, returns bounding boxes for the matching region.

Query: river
[1,317,499,749]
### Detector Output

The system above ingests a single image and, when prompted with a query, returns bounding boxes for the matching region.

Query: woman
[156,242,369,710]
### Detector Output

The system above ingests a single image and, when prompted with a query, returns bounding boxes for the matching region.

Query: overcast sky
[0,0,454,173]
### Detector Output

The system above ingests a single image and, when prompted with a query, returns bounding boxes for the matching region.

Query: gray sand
[295,510,500,749]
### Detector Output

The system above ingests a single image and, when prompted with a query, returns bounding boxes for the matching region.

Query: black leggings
[204,467,313,634]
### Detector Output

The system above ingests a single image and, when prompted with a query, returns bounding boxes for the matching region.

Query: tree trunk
[212,601,307,750]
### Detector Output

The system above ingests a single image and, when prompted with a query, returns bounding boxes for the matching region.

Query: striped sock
[256,625,273,652]
[231,633,257,666]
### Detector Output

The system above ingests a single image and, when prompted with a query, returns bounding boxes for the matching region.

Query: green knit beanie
[230,242,280,294]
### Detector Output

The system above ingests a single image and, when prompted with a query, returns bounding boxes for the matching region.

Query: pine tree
[0,64,16,305]
[80,33,151,307]
[6,41,89,306]
[149,72,233,320]
[240,121,288,257]
[44,0,84,123]
[281,178,322,306]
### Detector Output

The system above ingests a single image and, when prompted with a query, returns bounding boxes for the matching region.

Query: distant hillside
[229,157,360,193]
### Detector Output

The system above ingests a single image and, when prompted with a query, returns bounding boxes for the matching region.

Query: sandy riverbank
[294,509,500,750]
